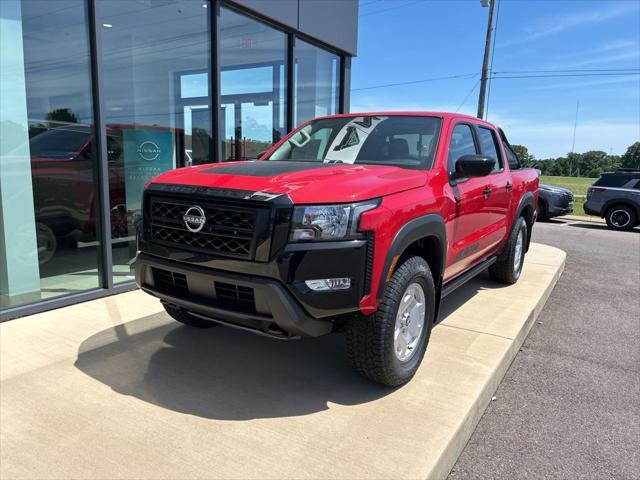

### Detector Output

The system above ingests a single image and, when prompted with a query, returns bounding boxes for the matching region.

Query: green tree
[510,144,535,167]
[45,108,78,124]
[621,142,640,169]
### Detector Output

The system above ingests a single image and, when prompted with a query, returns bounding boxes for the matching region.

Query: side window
[477,127,503,172]
[633,180,640,190]
[504,143,519,170]
[448,124,477,176]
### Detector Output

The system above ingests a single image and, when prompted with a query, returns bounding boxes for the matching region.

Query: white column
[0,0,41,307]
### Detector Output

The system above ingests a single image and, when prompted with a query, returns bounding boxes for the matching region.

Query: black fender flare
[513,191,535,253]
[377,213,446,303]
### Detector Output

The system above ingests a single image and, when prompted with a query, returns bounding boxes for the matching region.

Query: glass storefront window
[220,7,287,161]
[1,0,101,310]
[97,0,211,284]
[294,39,340,127]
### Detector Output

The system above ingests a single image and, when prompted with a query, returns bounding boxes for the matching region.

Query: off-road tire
[163,304,218,328]
[346,256,435,388]
[605,205,636,231]
[489,216,527,284]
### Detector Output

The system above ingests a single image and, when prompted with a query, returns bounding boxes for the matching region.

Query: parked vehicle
[537,184,573,220]
[584,169,640,231]
[135,112,538,387]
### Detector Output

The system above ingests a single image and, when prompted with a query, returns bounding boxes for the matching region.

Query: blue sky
[351,0,640,159]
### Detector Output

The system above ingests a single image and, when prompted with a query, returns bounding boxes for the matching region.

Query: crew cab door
[445,123,495,279]
[473,124,511,251]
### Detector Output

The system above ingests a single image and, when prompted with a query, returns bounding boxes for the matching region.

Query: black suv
[584,169,640,231]
[537,184,573,220]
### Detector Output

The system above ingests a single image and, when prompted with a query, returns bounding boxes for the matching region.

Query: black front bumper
[135,238,370,337]
[136,253,338,337]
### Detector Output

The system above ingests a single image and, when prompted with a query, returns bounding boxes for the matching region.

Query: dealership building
[0,0,358,320]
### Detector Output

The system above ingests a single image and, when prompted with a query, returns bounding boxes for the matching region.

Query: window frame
[474,125,504,174]
[447,122,480,184]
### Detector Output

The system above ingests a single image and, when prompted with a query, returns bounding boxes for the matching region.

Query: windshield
[265,115,442,169]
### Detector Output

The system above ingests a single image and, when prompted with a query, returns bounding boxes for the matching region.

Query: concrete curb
[429,247,566,480]
[559,214,605,223]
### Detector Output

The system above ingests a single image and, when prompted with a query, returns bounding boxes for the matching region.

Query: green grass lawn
[539,175,598,217]
[539,175,596,196]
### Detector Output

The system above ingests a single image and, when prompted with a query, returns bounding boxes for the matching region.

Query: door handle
[483,188,492,199]
[505,181,513,191]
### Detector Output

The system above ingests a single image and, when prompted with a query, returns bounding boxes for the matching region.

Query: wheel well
[520,204,534,251]
[396,236,443,284]
[604,202,638,219]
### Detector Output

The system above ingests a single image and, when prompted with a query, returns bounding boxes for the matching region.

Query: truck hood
[150,161,428,203]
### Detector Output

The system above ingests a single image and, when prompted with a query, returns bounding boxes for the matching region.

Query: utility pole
[477,0,495,119]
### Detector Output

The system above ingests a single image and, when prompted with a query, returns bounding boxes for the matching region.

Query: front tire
[163,304,218,328]
[605,205,636,231]
[346,256,435,387]
[489,217,527,284]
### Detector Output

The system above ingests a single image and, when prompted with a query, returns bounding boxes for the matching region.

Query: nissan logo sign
[183,205,206,233]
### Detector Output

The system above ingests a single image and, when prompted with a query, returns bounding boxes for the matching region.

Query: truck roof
[312,111,496,127]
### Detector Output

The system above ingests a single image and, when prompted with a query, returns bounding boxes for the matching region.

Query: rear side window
[448,124,477,176]
[594,174,638,188]
[476,127,503,172]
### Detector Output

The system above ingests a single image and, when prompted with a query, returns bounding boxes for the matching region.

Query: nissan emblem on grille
[183,205,206,232]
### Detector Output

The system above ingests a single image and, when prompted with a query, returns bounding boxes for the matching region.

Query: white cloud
[528,76,640,91]
[489,113,640,158]
[498,3,640,48]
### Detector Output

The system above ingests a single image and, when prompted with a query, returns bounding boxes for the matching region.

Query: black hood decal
[200,160,338,177]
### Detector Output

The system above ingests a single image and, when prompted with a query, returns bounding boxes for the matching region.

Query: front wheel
[605,205,636,231]
[489,217,527,284]
[346,256,435,387]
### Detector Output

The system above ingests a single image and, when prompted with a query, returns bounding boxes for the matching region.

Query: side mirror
[256,150,268,160]
[455,154,495,178]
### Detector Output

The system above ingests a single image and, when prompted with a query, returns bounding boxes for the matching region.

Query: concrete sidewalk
[0,243,565,480]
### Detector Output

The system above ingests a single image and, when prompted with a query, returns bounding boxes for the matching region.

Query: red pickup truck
[136,112,538,387]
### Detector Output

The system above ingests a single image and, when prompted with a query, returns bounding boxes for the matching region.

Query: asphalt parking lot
[450,219,640,479]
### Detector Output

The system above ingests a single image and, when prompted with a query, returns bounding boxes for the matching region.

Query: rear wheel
[489,217,527,284]
[605,205,636,231]
[163,304,218,328]
[346,256,435,387]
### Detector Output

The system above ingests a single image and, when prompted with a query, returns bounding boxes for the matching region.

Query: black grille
[149,197,259,259]
[153,268,188,296]
[215,281,256,313]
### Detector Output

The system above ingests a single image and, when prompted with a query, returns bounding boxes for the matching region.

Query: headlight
[290,200,379,242]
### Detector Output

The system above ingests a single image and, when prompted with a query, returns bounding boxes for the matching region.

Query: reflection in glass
[0,0,101,310]
[220,7,287,161]
[294,39,340,127]
[98,0,211,283]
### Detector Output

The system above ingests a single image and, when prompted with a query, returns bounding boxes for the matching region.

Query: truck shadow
[74,313,389,420]
[438,271,508,319]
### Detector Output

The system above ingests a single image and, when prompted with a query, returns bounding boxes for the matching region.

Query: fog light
[305,278,351,291]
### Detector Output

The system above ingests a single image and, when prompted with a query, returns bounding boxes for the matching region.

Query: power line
[490,72,640,79]
[493,68,640,74]
[352,73,477,91]
[456,79,481,113]
[359,0,425,17]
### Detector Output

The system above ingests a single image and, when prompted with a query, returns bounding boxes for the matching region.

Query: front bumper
[135,238,371,337]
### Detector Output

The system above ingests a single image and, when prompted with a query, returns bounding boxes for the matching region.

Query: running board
[442,256,497,298]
